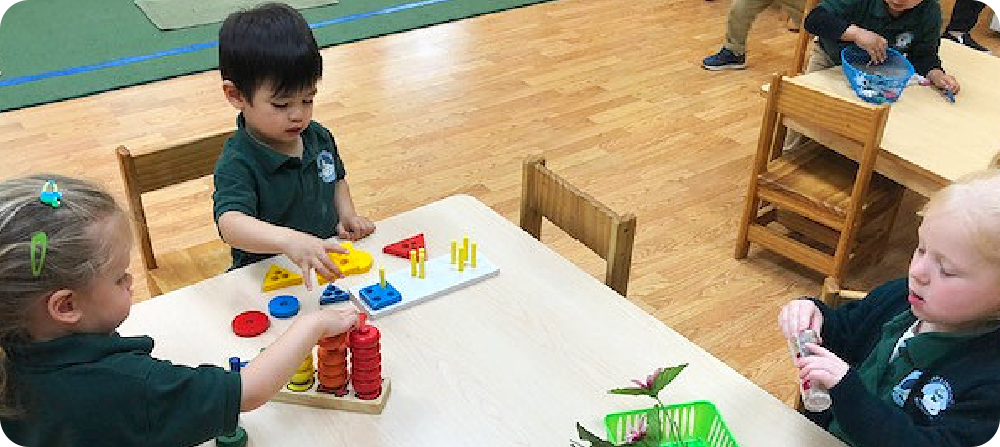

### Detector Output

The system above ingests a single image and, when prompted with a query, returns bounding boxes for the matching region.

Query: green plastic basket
[605,401,739,447]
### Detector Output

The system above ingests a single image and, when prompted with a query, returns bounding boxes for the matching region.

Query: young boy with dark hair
[803,0,960,93]
[214,2,375,289]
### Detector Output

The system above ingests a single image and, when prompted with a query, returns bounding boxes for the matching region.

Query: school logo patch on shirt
[317,150,337,183]
[894,32,914,51]
[918,377,954,417]
[892,370,923,407]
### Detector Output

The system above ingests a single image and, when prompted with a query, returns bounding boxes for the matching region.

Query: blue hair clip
[39,179,62,208]
[30,231,48,278]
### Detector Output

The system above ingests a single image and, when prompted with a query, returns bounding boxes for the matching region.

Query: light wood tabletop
[784,39,1000,197]
[118,195,846,447]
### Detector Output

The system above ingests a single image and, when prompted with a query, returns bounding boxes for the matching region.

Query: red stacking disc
[351,365,382,379]
[353,376,382,393]
[349,324,380,348]
[351,345,380,360]
[351,353,381,371]
[232,311,270,337]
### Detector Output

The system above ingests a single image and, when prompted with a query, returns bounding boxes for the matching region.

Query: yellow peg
[463,236,469,255]
[471,242,477,268]
[410,249,417,277]
[379,267,386,289]
[458,248,466,272]
[418,248,426,279]
[450,239,457,264]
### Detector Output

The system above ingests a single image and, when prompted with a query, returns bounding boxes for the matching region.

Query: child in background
[802,0,960,94]
[778,169,1000,447]
[214,3,375,289]
[0,175,358,447]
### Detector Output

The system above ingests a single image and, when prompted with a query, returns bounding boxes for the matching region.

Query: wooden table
[785,39,1000,197]
[118,195,846,447]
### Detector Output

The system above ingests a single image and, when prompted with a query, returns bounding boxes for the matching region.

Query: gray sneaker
[702,48,747,70]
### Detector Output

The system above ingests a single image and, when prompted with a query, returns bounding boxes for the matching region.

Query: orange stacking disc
[317,350,347,369]
[318,370,349,388]
[319,333,349,349]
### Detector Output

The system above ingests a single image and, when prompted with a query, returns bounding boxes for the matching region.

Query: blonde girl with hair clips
[778,169,1000,447]
[0,175,358,447]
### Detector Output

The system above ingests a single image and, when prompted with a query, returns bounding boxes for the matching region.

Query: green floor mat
[135,0,338,30]
[0,0,559,112]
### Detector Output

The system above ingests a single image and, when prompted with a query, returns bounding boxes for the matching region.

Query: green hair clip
[30,231,48,278]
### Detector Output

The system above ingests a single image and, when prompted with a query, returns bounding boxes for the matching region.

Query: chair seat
[145,239,231,297]
[758,144,901,229]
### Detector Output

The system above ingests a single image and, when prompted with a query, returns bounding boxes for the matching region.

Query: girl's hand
[797,343,849,389]
[778,299,824,341]
[316,307,359,338]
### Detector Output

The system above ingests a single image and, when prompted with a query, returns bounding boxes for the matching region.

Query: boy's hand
[779,299,824,341]
[316,307,359,338]
[282,232,349,290]
[798,343,849,389]
[336,215,375,241]
[848,27,888,64]
[927,69,960,95]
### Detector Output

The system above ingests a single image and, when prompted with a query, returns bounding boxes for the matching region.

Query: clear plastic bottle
[789,329,832,412]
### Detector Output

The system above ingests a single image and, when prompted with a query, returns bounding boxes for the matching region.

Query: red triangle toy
[383,234,426,259]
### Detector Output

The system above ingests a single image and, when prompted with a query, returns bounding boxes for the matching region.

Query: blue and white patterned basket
[841,45,914,104]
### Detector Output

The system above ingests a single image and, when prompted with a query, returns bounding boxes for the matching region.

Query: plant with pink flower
[573,364,689,447]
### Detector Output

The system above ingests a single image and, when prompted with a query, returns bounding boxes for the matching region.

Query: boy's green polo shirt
[213,114,346,269]
[816,0,942,75]
[0,333,241,447]
[829,311,986,445]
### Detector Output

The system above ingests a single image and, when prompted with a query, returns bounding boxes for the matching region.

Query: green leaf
[645,407,663,443]
[650,364,688,396]
[576,423,616,447]
[608,387,656,397]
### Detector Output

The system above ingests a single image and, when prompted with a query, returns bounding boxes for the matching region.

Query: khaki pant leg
[724,0,781,55]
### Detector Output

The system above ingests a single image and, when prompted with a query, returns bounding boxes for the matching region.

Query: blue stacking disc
[268,295,300,319]
[319,283,351,305]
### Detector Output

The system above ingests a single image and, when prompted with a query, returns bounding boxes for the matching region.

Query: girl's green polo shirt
[213,114,346,269]
[828,310,992,445]
[0,333,241,447]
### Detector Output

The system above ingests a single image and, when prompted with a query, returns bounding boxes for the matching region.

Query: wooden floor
[1,0,997,408]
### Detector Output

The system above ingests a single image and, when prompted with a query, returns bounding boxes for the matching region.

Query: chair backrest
[116,129,233,271]
[790,0,821,75]
[519,155,636,296]
[762,73,890,174]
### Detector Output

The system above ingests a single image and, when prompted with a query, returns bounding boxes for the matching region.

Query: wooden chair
[818,276,867,307]
[519,156,636,296]
[789,0,821,75]
[735,74,904,286]
[116,129,234,297]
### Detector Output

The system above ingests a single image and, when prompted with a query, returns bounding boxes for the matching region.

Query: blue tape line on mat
[0,0,454,88]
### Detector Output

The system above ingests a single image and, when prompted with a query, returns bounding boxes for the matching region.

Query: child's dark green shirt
[807,0,943,75]
[806,278,1000,447]
[0,333,241,447]
[212,114,347,269]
